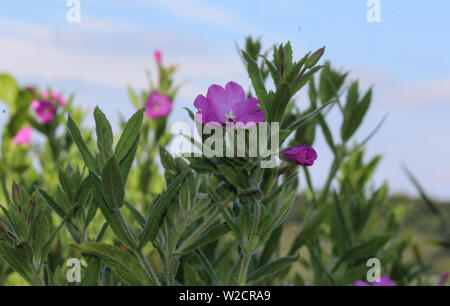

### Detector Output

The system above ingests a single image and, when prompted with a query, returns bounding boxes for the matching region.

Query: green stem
[318,158,340,203]
[303,168,317,207]
[134,250,161,286]
[237,253,251,286]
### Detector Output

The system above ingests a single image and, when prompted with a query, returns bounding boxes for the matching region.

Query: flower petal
[232,98,265,127]
[225,82,246,104]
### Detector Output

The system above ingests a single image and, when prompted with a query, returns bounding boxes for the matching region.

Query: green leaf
[403,165,441,216]
[81,257,101,286]
[242,50,268,114]
[138,171,188,249]
[39,189,67,218]
[281,100,334,144]
[291,66,323,96]
[124,201,146,227]
[330,192,352,254]
[102,156,125,209]
[183,263,204,286]
[0,74,18,106]
[180,222,230,254]
[289,203,331,254]
[115,108,145,162]
[247,256,297,285]
[195,250,221,285]
[119,132,140,184]
[319,63,347,104]
[334,235,392,270]
[0,241,34,285]
[341,86,372,141]
[259,225,283,266]
[94,107,114,162]
[74,242,153,286]
[67,115,99,175]
[89,174,136,248]
[270,83,291,123]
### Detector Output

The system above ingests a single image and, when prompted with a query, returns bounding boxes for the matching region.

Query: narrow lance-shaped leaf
[138,170,189,249]
[89,174,136,248]
[73,242,153,286]
[102,156,125,209]
[241,50,268,114]
[94,106,114,162]
[67,115,99,175]
[119,132,140,184]
[178,222,230,254]
[114,108,145,161]
[246,256,298,285]
[280,100,335,144]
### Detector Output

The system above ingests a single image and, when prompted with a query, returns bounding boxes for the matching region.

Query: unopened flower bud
[279,44,285,65]
[67,163,74,176]
[154,50,162,66]
[28,198,36,217]
[282,145,318,167]
[12,181,22,207]
[0,222,8,233]
[305,47,325,69]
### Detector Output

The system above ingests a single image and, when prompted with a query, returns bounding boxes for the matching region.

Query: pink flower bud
[154,50,162,66]
[282,145,317,167]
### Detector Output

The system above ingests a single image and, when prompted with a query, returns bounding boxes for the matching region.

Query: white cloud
[346,68,450,108]
[0,16,245,104]
[136,0,254,34]
[382,79,450,107]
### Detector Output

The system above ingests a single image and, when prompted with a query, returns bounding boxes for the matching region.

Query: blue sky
[0,0,449,198]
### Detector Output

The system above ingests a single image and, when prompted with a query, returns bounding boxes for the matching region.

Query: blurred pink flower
[193,81,265,129]
[31,100,57,123]
[353,276,397,286]
[13,127,32,145]
[41,90,66,106]
[282,145,317,166]
[144,92,172,118]
[438,272,449,285]
[154,50,162,66]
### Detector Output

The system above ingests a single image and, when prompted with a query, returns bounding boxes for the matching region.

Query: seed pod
[305,47,325,69]
[12,181,22,207]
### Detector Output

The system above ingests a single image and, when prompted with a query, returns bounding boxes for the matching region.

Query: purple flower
[31,100,57,123]
[353,276,397,286]
[282,145,317,166]
[144,91,172,118]
[41,90,66,106]
[194,82,265,129]
[12,127,32,145]
[438,272,449,286]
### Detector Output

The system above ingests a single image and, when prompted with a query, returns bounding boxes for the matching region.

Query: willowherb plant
[0,37,431,286]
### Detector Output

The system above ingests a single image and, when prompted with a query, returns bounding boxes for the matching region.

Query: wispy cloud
[139,0,254,34]
[349,68,450,108]
[0,15,244,100]
[382,79,450,107]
